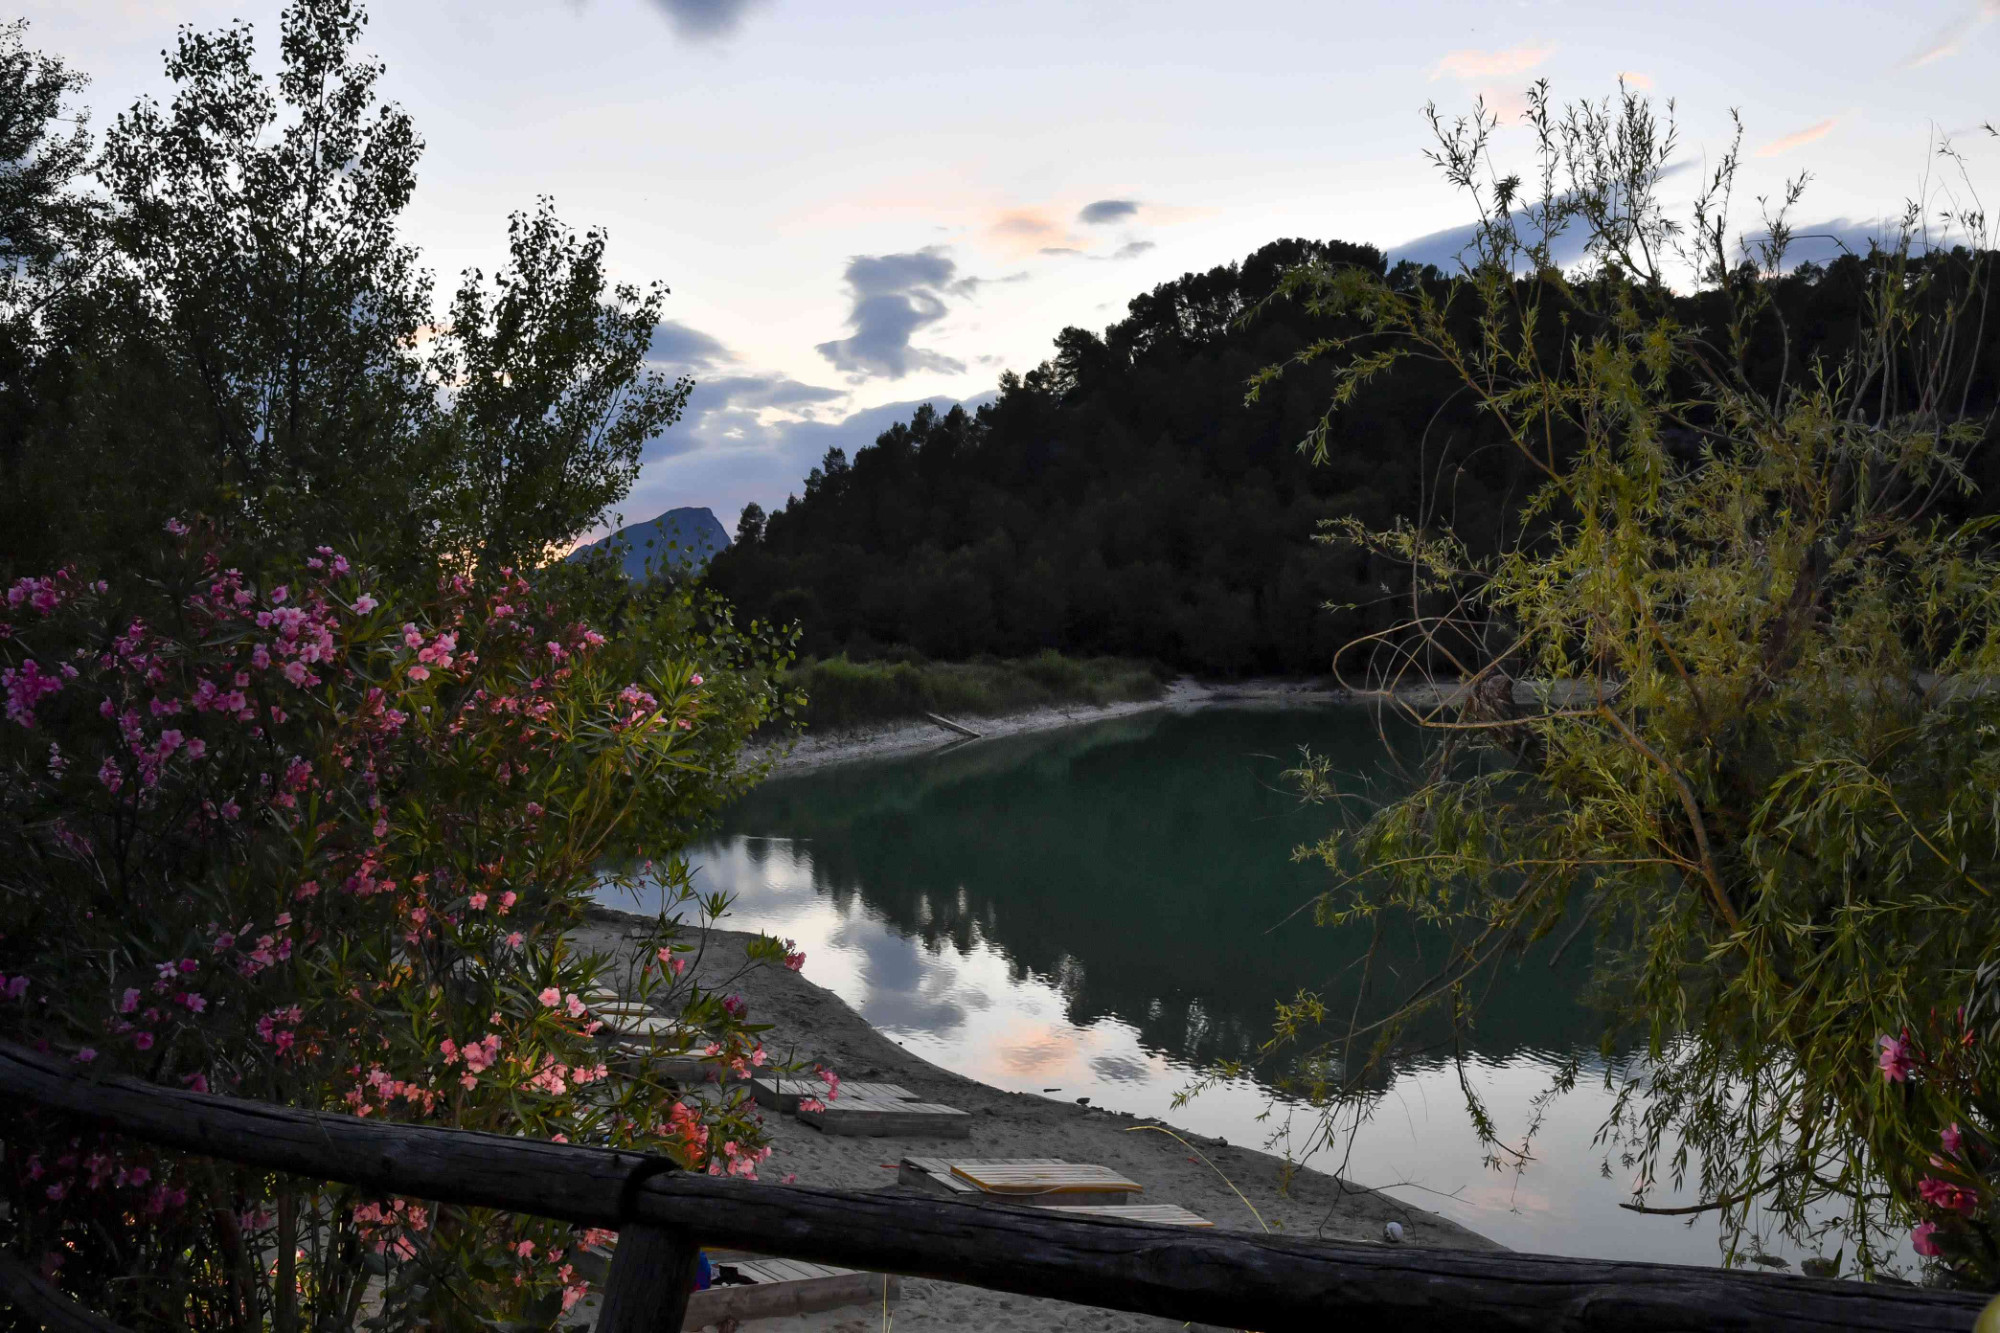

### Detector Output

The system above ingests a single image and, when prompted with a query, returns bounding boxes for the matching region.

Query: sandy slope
[743,678,1348,777]
[571,911,1499,1333]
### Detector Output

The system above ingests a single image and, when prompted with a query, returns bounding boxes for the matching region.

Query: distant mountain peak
[568,506,729,580]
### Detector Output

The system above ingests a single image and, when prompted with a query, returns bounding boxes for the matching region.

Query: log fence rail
[0,1040,1991,1333]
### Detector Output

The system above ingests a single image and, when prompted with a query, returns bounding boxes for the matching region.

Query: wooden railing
[0,1039,1991,1333]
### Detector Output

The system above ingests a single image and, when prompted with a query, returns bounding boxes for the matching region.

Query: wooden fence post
[594,1224,701,1333]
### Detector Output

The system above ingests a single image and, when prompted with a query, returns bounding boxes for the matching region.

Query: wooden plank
[0,1040,1986,1333]
[684,1260,896,1327]
[590,1002,660,1020]
[1043,1205,1213,1228]
[595,1224,700,1333]
[751,1078,913,1113]
[800,1100,971,1139]
[950,1162,1142,1197]
[639,1053,748,1087]
[901,1157,1070,1194]
[600,1014,683,1038]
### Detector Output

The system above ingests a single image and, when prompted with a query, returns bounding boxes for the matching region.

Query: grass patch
[788,651,1169,732]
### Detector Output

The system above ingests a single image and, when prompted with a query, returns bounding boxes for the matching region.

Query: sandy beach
[743,677,1350,777]
[573,909,1499,1333]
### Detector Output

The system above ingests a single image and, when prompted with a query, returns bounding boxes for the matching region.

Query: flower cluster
[1874,1019,1995,1281]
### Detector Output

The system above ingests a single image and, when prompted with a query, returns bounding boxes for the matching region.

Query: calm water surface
[602,706,1799,1264]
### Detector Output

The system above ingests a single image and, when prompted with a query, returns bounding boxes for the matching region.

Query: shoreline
[746,676,1350,776]
[573,910,1500,1332]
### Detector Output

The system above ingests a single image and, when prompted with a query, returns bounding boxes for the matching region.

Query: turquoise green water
[602,706,1791,1263]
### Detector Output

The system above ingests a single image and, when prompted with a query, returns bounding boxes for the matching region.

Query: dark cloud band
[1078,199,1140,225]
[646,0,768,39]
[816,246,968,380]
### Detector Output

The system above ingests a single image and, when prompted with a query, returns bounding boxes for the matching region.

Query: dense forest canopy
[708,237,2000,677]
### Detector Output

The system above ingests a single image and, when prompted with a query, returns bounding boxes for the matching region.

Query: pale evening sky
[25,0,2000,530]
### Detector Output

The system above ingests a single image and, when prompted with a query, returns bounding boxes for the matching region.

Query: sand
[571,910,1500,1333]
[742,677,1350,777]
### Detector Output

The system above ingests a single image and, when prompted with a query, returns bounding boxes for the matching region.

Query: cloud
[1756,117,1838,158]
[985,206,1083,258]
[622,390,1002,525]
[816,247,970,380]
[1388,210,1588,274]
[1037,240,1155,263]
[1735,217,1952,268]
[1903,0,2000,66]
[648,319,732,367]
[646,0,769,39]
[1078,199,1140,225]
[1430,43,1553,81]
[1618,71,1654,90]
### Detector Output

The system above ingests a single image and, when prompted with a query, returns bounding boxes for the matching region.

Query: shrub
[1259,86,2000,1281]
[0,523,809,1327]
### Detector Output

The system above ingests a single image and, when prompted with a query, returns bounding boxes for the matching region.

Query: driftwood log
[922,711,982,738]
[0,1039,1990,1333]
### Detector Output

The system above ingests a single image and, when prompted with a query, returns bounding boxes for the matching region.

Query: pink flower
[539,987,562,1008]
[500,891,517,913]
[133,1032,154,1051]
[1877,1033,1914,1083]
[354,594,378,614]
[72,1048,96,1064]
[403,624,424,650]
[1942,1123,1964,1156]
[505,932,524,949]
[469,892,488,911]
[690,674,704,687]
[1918,1176,1978,1217]
[182,1073,208,1094]
[565,993,587,1019]
[165,518,190,537]
[1912,1221,1942,1257]
[119,988,140,1014]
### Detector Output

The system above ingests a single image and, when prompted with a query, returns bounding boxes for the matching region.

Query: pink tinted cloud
[1618,71,1655,90]
[1756,117,1839,158]
[1904,0,1999,66]
[989,208,1073,256]
[1430,43,1553,82]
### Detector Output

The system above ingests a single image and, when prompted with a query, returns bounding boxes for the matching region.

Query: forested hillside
[707,238,2000,677]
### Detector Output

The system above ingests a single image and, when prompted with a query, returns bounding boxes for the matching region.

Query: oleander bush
[0,525,805,1328]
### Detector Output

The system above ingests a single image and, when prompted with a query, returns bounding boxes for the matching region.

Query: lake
[600,705,1804,1264]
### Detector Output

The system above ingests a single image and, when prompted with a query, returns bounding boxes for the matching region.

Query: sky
[25,0,2000,532]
